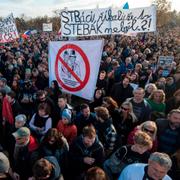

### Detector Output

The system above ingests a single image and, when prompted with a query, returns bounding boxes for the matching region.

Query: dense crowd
[0,28,179,180]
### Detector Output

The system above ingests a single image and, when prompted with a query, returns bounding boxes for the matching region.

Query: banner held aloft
[61,6,156,37]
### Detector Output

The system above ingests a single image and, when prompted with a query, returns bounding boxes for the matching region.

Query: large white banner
[61,6,156,37]
[49,40,104,100]
[0,14,19,43]
[43,23,53,32]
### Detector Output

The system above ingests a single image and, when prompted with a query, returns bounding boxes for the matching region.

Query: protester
[29,102,52,141]
[29,157,63,180]
[104,131,152,179]
[126,88,152,123]
[69,125,104,179]
[128,121,158,152]
[113,101,137,145]
[146,89,166,113]
[11,127,39,180]
[39,128,69,177]
[156,109,180,155]
[84,167,109,180]
[56,109,77,145]
[118,152,172,180]
[74,104,96,135]
[94,106,117,155]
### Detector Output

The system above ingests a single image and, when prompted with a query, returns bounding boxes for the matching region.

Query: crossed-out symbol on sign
[55,44,90,92]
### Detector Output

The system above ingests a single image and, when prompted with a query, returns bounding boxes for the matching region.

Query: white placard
[61,6,156,37]
[43,23,53,32]
[49,40,104,100]
[0,14,19,43]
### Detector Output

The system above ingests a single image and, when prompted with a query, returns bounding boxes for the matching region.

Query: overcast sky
[0,0,179,18]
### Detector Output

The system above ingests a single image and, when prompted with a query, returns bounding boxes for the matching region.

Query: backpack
[104,145,128,174]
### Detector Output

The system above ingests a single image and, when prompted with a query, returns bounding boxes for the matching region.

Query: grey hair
[149,152,172,170]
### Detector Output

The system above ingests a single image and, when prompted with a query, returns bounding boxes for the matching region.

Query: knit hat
[62,109,72,121]
[0,152,10,173]
[12,127,30,138]
[15,114,27,123]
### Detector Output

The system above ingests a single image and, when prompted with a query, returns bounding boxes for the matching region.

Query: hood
[44,156,61,180]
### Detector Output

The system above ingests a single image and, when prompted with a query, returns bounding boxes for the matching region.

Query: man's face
[133,90,145,102]
[169,112,180,129]
[122,78,129,87]
[15,136,29,146]
[83,136,95,147]
[38,94,46,102]
[58,98,66,108]
[148,161,169,180]
[82,107,90,118]
[15,121,25,129]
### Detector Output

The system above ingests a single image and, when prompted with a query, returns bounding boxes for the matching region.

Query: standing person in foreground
[118,152,172,180]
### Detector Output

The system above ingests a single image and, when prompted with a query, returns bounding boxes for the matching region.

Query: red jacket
[57,121,77,144]
[28,135,39,152]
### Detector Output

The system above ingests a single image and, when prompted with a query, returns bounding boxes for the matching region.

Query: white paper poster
[49,40,104,100]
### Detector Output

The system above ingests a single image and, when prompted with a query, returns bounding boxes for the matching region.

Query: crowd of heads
[0,27,179,180]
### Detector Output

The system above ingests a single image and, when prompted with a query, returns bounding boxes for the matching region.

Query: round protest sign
[55,44,90,91]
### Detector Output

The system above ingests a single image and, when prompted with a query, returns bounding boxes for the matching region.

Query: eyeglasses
[143,127,154,134]
[121,107,129,111]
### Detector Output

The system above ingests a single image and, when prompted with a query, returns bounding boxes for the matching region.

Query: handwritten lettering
[61,6,156,36]
[0,14,19,43]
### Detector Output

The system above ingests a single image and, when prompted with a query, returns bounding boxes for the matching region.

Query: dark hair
[7,91,16,99]
[41,128,65,148]
[38,102,51,115]
[32,158,53,179]
[85,167,109,180]
[52,80,59,90]
[58,94,67,100]
[36,90,46,98]
[80,103,90,111]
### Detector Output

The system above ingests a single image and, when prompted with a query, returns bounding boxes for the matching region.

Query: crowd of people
[0,27,179,180]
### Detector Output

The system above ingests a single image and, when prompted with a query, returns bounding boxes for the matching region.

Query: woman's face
[147,85,154,93]
[121,104,130,114]
[153,92,163,103]
[130,74,137,81]
[143,126,155,138]
[95,90,102,99]
[38,109,46,117]
[48,137,56,145]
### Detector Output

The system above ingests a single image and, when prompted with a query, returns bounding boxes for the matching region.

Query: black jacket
[110,83,133,106]
[69,135,104,176]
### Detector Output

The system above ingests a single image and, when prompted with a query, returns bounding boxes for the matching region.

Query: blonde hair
[145,83,157,92]
[121,101,137,122]
[138,121,157,140]
[133,131,153,148]
[149,89,165,103]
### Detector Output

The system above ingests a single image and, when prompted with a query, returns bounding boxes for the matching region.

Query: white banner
[43,23,53,32]
[49,40,104,100]
[0,14,19,43]
[61,6,156,37]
